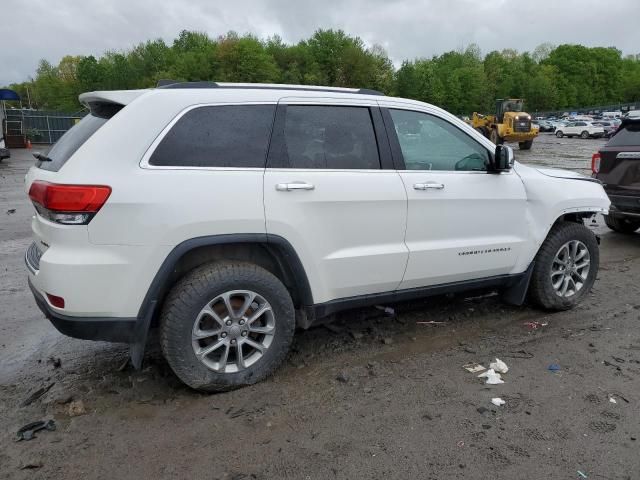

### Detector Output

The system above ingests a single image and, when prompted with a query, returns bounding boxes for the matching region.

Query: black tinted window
[280,106,380,169]
[150,105,275,167]
[608,122,640,147]
[39,114,106,172]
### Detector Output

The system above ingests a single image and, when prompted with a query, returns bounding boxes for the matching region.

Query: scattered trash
[375,305,395,317]
[489,358,509,374]
[491,398,506,407]
[416,321,446,326]
[478,369,504,385]
[67,399,87,417]
[548,364,561,373]
[577,470,588,478]
[457,440,465,448]
[336,372,349,383]
[524,321,548,330]
[463,362,486,373]
[20,383,55,407]
[6,208,16,215]
[16,420,56,441]
[608,392,630,403]
[612,356,625,363]
[609,397,617,404]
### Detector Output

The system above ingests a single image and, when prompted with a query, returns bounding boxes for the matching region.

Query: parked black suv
[593,117,640,233]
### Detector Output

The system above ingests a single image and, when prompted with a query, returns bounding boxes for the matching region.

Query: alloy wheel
[550,240,590,297]
[191,290,275,373]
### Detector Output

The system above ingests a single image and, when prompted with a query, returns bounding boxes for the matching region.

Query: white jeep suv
[25,82,610,391]
[555,121,605,139]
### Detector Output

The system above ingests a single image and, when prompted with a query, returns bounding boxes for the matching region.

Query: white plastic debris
[478,369,504,385]
[489,358,509,374]
[609,397,617,404]
[463,362,486,373]
[491,398,506,407]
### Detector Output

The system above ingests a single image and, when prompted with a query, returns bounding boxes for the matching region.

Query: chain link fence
[3,108,86,145]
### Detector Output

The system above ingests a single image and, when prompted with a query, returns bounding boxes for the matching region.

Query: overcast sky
[2,0,638,86]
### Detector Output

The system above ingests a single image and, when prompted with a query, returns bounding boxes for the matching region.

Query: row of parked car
[535,111,640,140]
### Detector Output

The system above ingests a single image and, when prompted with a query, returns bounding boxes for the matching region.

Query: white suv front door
[381,105,529,290]
[264,101,409,304]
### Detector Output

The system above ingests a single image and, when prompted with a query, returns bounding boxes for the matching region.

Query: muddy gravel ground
[2,134,640,479]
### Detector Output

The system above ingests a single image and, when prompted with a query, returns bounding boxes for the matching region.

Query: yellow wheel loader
[471,99,538,150]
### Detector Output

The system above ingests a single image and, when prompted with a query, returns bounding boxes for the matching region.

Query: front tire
[489,129,503,145]
[160,261,295,392]
[556,131,564,138]
[528,221,599,310]
[604,215,640,234]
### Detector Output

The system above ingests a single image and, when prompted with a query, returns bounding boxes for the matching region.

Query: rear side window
[608,123,640,147]
[38,115,107,172]
[149,105,275,168]
[276,106,380,169]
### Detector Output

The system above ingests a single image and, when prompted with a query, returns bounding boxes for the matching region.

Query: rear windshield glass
[608,122,640,147]
[37,114,107,172]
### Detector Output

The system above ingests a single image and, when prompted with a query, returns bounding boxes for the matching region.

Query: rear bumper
[607,195,640,219]
[28,277,136,343]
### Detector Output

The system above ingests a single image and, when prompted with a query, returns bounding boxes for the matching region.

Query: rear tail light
[591,152,601,174]
[46,293,65,309]
[28,181,111,225]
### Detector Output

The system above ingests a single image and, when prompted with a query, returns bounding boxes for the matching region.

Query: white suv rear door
[380,103,529,289]
[263,98,408,304]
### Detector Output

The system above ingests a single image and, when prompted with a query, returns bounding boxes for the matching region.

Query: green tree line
[6,29,640,114]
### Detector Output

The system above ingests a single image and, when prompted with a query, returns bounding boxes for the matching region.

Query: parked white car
[25,82,610,391]
[555,121,605,139]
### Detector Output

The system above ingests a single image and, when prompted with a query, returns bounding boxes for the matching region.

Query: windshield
[503,100,524,112]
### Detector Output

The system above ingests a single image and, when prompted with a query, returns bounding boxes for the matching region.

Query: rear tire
[556,131,563,138]
[528,221,599,311]
[604,215,640,234]
[160,261,295,392]
[580,131,589,139]
[519,140,533,150]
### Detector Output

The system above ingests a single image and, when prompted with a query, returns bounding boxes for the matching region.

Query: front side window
[389,109,489,171]
[149,104,275,167]
[279,106,380,169]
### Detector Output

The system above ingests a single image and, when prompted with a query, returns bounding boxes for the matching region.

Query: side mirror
[491,144,514,172]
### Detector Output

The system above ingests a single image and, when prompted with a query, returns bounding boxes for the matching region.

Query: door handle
[413,182,445,190]
[276,182,315,192]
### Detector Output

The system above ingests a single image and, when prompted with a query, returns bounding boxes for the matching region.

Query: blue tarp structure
[0,89,20,101]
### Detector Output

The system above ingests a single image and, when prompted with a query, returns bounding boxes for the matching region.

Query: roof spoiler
[79,90,150,118]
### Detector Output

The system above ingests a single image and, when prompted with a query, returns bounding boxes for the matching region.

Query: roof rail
[155,80,384,96]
